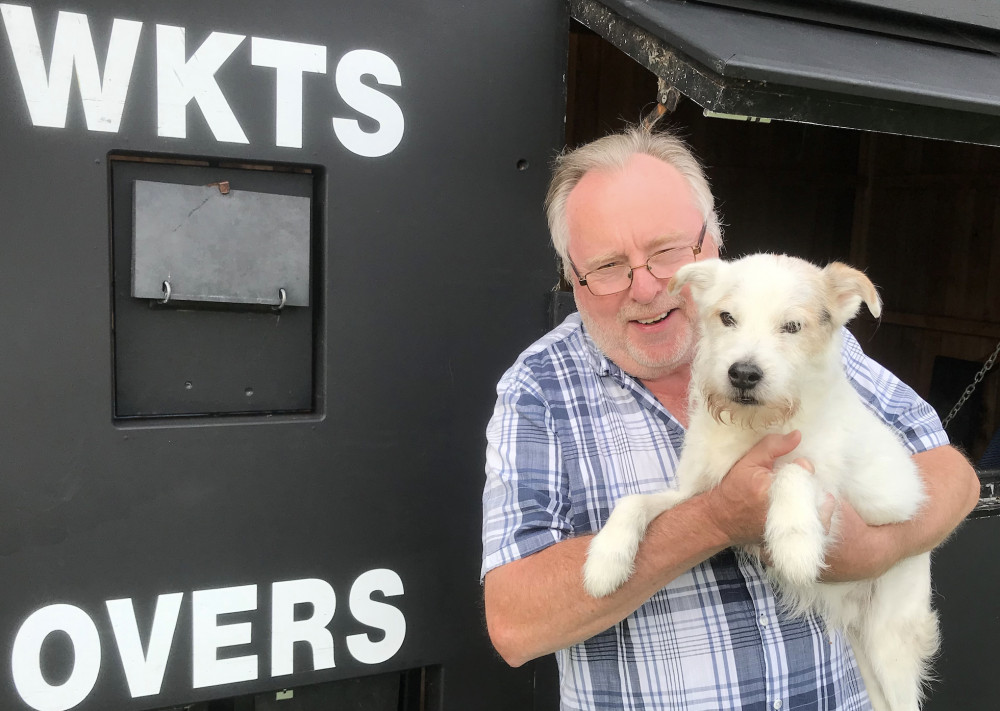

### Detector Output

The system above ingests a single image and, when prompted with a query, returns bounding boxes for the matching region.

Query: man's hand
[703,430,802,547]
[819,497,897,580]
[819,444,979,582]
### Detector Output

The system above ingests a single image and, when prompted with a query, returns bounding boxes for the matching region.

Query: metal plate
[115,163,316,417]
[133,180,311,307]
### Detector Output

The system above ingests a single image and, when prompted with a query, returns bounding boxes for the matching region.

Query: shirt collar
[577,317,631,384]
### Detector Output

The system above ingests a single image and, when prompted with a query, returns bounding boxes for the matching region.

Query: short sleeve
[481,363,574,580]
[841,329,949,454]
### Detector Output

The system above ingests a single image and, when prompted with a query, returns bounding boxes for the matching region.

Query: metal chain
[942,338,1000,429]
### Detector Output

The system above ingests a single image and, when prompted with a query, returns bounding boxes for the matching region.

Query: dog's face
[668,254,880,428]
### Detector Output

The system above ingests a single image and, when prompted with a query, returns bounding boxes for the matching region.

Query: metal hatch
[571,0,1000,146]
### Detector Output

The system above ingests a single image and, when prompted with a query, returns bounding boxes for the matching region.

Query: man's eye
[782,321,801,334]
[720,311,736,327]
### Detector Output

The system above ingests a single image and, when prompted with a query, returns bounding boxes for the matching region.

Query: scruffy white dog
[583,254,938,711]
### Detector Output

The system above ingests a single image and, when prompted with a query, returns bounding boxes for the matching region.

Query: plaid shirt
[482,313,947,711]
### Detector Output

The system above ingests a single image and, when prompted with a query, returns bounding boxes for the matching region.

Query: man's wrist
[689,490,740,551]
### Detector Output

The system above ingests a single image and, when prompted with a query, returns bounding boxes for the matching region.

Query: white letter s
[332,50,404,158]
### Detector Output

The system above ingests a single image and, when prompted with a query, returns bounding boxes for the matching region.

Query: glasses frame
[569,222,707,297]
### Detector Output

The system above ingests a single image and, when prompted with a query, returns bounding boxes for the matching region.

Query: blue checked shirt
[482,313,948,711]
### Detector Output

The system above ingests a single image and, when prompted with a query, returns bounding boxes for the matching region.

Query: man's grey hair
[545,125,723,279]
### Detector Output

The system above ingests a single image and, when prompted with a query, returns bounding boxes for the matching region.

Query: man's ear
[822,262,881,326]
[668,259,722,300]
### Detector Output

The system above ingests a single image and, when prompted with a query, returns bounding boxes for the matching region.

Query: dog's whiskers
[705,393,798,430]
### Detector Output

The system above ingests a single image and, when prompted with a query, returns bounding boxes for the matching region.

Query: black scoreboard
[0,1,567,709]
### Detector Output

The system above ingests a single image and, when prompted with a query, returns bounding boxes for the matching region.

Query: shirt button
[759,614,768,628]
[773,700,782,710]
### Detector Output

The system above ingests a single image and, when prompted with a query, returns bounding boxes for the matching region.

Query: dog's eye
[782,321,801,334]
[720,311,736,327]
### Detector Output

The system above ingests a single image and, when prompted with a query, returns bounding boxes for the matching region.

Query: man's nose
[628,265,665,303]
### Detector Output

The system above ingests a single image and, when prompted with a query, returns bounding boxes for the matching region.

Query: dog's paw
[583,525,640,597]
[766,463,827,587]
[766,528,825,587]
[582,492,685,597]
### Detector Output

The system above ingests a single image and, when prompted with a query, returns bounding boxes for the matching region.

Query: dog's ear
[668,259,722,300]
[822,262,881,325]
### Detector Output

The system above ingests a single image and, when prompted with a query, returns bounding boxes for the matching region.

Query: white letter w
[0,4,141,132]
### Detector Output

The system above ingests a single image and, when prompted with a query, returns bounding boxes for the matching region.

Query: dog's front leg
[764,462,827,587]
[583,489,689,598]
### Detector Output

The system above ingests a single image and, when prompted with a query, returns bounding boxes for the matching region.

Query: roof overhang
[572,0,1000,146]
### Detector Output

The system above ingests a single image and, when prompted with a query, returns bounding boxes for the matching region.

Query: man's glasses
[570,223,706,296]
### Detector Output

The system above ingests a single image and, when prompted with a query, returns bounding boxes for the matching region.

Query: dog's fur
[582,254,938,711]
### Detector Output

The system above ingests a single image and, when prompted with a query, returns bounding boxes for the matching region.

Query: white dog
[582,254,938,711]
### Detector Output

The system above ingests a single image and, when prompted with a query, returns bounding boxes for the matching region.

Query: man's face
[565,153,719,381]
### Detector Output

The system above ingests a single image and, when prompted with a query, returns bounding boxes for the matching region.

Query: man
[481,126,980,710]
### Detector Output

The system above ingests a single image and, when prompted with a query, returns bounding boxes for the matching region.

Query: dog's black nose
[728,361,763,390]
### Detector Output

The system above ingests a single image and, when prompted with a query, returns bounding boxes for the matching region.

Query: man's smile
[630,307,678,327]
[635,310,670,325]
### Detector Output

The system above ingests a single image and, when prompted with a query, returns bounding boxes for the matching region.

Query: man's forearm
[483,431,800,665]
[909,445,980,550]
[484,492,730,667]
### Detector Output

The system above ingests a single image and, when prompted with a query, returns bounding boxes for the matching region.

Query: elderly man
[481,126,979,710]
